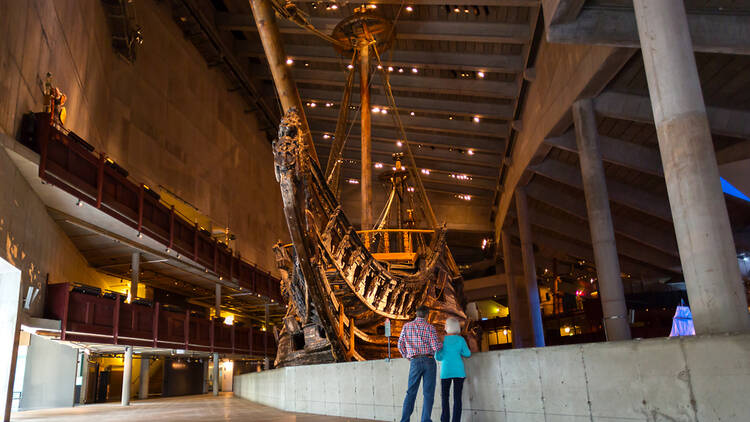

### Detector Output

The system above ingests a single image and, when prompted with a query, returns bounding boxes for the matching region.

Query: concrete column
[121,346,133,406]
[500,230,534,348]
[215,284,221,319]
[131,252,139,301]
[138,355,149,400]
[634,0,750,334]
[359,41,373,229]
[514,188,545,347]
[203,358,209,394]
[79,352,90,404]
[212,353,219,396]
[572,99,632,341]
[0,259,22,421]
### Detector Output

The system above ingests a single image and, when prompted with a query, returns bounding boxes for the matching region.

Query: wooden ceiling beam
[546,8,750,55]
[216,13,532,44]
[306,106,508,139]
[309,121,506,152]
[594,90,750,140]
[236,41,525,74]
[253,66,518,99]
[300,88,514,120]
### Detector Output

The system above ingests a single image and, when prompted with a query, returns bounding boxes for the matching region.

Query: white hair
[445,317,461,334]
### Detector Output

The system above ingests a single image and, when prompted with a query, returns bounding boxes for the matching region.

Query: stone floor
[11,393,375,422]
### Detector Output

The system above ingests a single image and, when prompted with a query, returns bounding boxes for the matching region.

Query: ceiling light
[464,8,469,13]
[477,71,485,78]
[380,109,388,114]
[347,178,359,184]
[410,111,415,116]
[398,68,404,73]
[407,187,415,192]
[405,6,413,12]
[396,140,403,147]
[285,58,293,65]
[368,4,377,9]
[323,134,330,139]
[374,162,383,168]
[411,67,418,73]
[347,64,354,70]
[449,116,453,120]
[76,199,83,207]
[421,168,430,175]
[372,107,380,113]
[387,66,394,72]
[473,116,480,123]
[468,149,474,155]
[137,232,143,238]
[330,4,338,9]
[454,7,460,12]
[310,102,316,107]
[325,102,333,107]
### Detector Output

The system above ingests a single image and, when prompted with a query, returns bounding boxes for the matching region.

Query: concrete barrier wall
[235,333,750,421]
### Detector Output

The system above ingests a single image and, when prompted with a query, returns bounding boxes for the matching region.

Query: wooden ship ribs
[272,112,467,366]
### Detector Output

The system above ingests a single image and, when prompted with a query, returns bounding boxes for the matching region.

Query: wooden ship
[253,0,472,366]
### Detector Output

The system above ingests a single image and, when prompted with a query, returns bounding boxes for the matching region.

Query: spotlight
[396,141,403,147]
[377,65,383,70]
[477,71,485,78]
[330,4,338,9]
[411,68,418,73]
[473,116,480,123]
[374,162,383,169]
[405,6,413,12]
[410,111,415,116]
[310,102,316,107]
[454,7,460,13]
[467,149,474,155]
[285,58,293,65]
[398,68,404,73]
[421,168,430,175]
[347,64,354,70]
[323,134,330,139]
[380,108,388,114]
[387,66,394,72]
[325,102,332,107]
[372,107,380,113]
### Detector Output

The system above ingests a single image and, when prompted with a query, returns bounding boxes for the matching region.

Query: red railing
[45,283,274,356]
[28,113,282,303]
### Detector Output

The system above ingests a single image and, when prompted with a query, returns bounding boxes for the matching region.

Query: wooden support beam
[547,8,750,55]
[216,13,532,44]
[529,159,673,221]
[594,91,750,140]
[544,131,663,176]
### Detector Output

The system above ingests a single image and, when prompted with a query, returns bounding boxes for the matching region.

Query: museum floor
[11,393,375,422]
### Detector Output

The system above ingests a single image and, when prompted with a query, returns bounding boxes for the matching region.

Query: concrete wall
[0,0,287,274]
[0,142,108,315]
[235,333,750,421]
[19,335,77,411]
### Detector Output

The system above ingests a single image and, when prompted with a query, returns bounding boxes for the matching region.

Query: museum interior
[1,0,749,421]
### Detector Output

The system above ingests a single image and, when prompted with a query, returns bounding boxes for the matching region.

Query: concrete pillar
[500,230,534,348]
[138,355,149,400]
[359,41,373,229]
[212,353,219,396]
[572,99,632,341]
[130,252,139,301]
[203,358,209,394]
[514,188,546,347]
[634,0,750,334]
[215,284,221,319]
[79,352,90,404]
[121,346,133,406]
[0,259,22,421]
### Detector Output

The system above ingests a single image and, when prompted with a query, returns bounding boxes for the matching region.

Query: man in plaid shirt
[398,306,441,422]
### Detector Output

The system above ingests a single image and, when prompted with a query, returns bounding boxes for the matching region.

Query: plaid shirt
[398,317,440,359]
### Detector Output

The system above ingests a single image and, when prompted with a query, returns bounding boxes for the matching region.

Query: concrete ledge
[234,333,750,421]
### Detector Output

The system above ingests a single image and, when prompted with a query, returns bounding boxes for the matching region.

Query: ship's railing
[357,229,435,263]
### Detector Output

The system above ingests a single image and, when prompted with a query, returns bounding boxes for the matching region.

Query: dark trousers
[440,377,464,422]
[401,356,437,422]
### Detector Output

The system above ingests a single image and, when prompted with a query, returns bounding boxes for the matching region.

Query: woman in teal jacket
[435,317,471,422]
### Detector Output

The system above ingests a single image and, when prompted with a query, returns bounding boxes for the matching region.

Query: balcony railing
[23,112,282,303]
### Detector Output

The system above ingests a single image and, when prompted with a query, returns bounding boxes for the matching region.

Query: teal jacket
[434,335,471,379]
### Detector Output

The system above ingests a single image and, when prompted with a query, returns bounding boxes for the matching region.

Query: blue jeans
[440,378,464,422]
[400,356,437,422]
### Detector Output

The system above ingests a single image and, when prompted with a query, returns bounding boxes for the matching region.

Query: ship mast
[359,39,373,229]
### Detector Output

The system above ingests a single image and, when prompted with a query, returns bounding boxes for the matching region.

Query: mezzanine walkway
[12,393,375,422]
